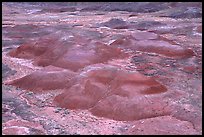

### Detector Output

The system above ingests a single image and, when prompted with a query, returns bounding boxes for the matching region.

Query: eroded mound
[134,40,195,58]
[110,36,195,59]
[8,35,128,72]
[54,64,172,121]
[8,66,76,92]
[125,116,199,135]
[52,41,128,71]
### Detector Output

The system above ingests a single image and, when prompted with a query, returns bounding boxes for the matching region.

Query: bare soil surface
[2,2,202,135]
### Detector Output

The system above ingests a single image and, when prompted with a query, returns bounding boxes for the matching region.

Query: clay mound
[135,40,195,58]
[33,43,69,67]
[51,41,128,71]
[54,64,171,121]
[8,35,127,72]
[8,36,62,59]
[7,35,73,68]
[8,66,76,92]
[125,116,199,135]
[54,79,108,109]
[90,94,171,121]
[8,43,46,59]
[110,37,195,59]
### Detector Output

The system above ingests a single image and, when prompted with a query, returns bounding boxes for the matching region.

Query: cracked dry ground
[2,2,202,135]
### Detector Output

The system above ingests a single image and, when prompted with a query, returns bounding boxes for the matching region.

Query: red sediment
[135,40,195,58]
[110,37,195,58]
[125,116,199,135]
[52,41,128,71]
[54,64,170,121]
[8,44,45,59]
[8,36,63,59]
[8,66,76,92]
[182,66,197,73]
[90,94,171,121]
[8,37,128,72]
[54,79,108,109]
